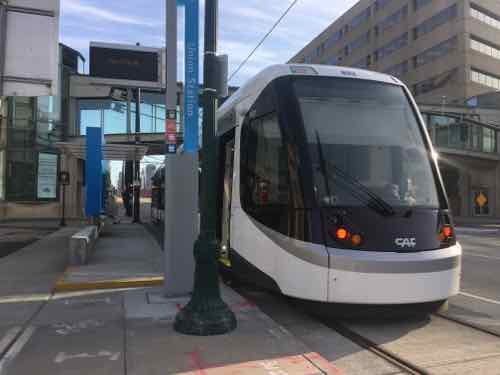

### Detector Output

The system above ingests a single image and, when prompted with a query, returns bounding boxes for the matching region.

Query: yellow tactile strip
[54,268,164,292]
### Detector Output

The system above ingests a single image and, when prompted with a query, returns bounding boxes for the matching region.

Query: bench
[69,225,99,265]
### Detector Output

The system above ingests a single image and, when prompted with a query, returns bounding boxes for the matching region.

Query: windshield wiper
[314,132,395,217]
[315,131,333,203]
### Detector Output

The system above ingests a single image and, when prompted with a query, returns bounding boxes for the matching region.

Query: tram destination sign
[90,42,160,83]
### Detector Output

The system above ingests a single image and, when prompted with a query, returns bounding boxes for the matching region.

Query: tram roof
[217,64,404,121]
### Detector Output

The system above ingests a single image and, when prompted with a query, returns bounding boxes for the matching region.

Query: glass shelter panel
[426,113,498,154]
[78,93,178,136]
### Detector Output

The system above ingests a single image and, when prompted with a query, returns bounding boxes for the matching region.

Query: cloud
[60,0,360,85]
[61,0,157,26]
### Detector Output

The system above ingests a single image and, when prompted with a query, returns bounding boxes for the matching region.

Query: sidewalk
[0,220,342,374]
[55,223,164,292]
[0,225,81,362]
[2,285,340,375]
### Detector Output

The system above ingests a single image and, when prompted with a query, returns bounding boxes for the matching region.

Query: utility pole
[133,88,141,223]
[174,0,236,336]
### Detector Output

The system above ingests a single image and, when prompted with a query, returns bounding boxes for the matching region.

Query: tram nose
[326,244,461,304]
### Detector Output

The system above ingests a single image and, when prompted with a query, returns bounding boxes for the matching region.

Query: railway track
[320,310,500,375]
[322,320,430,375]
[235,285,500,375]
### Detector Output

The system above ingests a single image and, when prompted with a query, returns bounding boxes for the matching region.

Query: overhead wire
[228,0,300,83]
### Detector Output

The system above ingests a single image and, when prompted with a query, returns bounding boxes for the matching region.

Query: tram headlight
[439,225,454,242]
[351,234,363,247]
[335,227,349,240]
[331,227,364,248]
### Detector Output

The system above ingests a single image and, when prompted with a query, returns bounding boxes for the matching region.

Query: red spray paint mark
[232,300,257,311]
[187,348,208,375]
[304,352,345,375]
[176,303,183,312]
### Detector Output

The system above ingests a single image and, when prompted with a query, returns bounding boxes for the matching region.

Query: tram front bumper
[327,244,462,304]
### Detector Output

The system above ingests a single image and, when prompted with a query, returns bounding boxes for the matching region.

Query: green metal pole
[174,0,236,335]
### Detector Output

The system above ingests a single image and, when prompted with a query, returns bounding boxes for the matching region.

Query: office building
[0,0,60,97]
[0,44,84,219]
[290,0,500,105]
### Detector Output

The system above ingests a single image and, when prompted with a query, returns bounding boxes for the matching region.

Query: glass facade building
[0,44,84,204]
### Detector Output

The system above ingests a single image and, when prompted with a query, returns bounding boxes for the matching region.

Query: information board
[90,43,160,83]
[37,153,58,199]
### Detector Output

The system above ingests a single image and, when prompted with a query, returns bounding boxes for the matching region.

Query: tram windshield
[293,77,441,209]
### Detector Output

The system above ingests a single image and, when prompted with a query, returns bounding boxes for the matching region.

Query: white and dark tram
[215,64,461,313]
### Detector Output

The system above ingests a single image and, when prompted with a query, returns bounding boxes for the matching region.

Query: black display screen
[90,46,159,82]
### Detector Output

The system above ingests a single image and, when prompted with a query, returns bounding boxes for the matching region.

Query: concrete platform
[124,285,340,375]
[55,224,164,292]
[0,284,344,375]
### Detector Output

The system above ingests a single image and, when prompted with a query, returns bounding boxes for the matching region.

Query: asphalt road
[0,225,58,259]
[456,228,500,301]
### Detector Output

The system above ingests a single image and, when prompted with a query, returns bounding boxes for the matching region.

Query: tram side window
[241,112,289,228]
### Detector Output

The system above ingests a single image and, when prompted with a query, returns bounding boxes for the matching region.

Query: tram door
[221,139,235,257]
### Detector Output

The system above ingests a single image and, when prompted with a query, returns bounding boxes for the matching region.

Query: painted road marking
[54,351,121,364]
[52,320,105,336]
[456,227,499,234]
[463,253,500,261]
[0,327,22,356]
[460,291,500,306]
[0,326,36,375]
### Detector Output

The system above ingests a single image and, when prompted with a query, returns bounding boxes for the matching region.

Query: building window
[414,36,458,68]
[79,94,174,136]
[344,45,349,56]
[470,5,500,31]
[325,30,343,50]
[375,0,393,12]
[413,4,458,40]
[378,5,408,35]
[414,0,432,11]
[316,43,325,57]
[384,60,409,77]
[0,149,5,200]
[328,55,338,65]
[349,31,371,52]
[350,7,371,30]
[470,37,500,61]
[471,69,500,90]
[352,58,367,69]
[375,33,408,60]
[413,68,459,96]
[304,52,315,64]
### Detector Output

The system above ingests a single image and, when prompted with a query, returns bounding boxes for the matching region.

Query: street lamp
[173,0,237,335]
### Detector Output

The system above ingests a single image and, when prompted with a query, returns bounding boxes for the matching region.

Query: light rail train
[215,64,461,313]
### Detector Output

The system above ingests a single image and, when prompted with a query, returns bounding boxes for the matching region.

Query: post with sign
[163,0,198,298]
[59,171,70,227]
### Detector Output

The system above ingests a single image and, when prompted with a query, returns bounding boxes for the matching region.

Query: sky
[60,0,358,86]
[60,0,358,186]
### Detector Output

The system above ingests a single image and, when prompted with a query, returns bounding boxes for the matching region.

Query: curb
[54,276,164,292]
